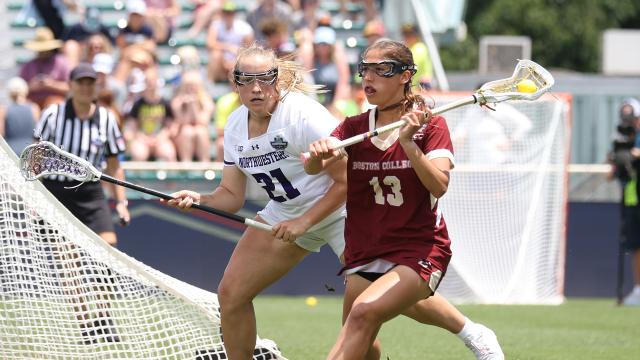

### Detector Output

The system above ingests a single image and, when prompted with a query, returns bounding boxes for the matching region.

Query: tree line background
[439,0,640,72]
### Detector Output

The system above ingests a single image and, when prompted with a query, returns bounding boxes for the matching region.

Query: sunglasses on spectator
[357,60,416,78]
[233,68,278,86]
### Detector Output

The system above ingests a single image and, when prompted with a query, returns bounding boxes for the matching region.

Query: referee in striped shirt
[34,63,130,247]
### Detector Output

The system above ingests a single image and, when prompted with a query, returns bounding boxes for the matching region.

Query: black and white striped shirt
[34,100,126,181]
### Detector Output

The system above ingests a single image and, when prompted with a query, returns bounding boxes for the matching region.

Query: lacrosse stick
[19,141,272,232]
[301,59,554,161]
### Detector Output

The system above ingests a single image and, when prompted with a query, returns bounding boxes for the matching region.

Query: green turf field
[255,296,640,360]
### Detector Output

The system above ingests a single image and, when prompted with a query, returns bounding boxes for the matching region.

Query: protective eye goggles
[233,68,278,86]
[357,60,417,78]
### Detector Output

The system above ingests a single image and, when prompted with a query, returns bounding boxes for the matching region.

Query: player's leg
[623,248,640,305]
[402,292,464,332]
[217,217,310,359]
[623,205,640,305]
[403,294,504,360]
[98,231,117,246]
[328,266,430,360]
[338,274,383,360]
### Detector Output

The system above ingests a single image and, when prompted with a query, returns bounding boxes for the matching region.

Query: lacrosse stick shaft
[301,96,477,161]
[99,173,272,232]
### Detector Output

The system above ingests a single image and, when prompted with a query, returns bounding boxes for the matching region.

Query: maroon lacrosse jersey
[331,109,454,277]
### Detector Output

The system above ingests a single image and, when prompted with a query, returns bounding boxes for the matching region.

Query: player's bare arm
[167,165,247,213]
[274,156,347,243]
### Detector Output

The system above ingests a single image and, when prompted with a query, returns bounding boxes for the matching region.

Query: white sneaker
[622,290,640,306]
[462,324,505,360]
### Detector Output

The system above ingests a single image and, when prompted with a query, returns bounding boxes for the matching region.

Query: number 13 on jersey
[369,176,404,206]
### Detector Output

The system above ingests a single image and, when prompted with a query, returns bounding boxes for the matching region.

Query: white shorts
[257,206,345,257]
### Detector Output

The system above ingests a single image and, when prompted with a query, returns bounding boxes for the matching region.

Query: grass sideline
[255,296,640,360]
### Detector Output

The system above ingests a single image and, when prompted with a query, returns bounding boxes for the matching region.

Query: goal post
[435,92,572,304]
[0,137,285,359]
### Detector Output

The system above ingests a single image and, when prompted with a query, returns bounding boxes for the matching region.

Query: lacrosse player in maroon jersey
[306,40,504,360]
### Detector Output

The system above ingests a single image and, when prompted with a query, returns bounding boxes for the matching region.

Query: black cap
[70,63,97,81]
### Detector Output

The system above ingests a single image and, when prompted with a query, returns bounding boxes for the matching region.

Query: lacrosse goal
[436,92,572,304]
[0,137,284,359]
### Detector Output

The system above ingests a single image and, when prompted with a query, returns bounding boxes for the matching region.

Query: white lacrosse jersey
[223,92,343,229]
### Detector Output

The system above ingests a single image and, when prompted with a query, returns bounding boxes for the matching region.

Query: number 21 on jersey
[252,168,301,202]
[369,176,404,206]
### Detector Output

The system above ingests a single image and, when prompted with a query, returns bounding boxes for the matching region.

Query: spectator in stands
[29,0,82,39]
[20,27,71,110]
[62,6,115,67]
[186,0,222,37]
[332,74,368,119]
[291,0,328,32]
[300,25,351,112]
[0,77,40,155]
[213,92,241,161]
[115,45,160,110]
[84,33,115,64]
[124,72,177,161]
[143,0,181,44]
[93,53,126,125]
[207,1,254,82]
[246,0,294,43]
[171,71,214,162]
[338,0,377,22]
[93,53,127,110]
[401,23,433,90]
[259,18,290,54]
[176,45,202,73]
[116,0,156,52]
[114,0,157,84]
[362,19,386,46]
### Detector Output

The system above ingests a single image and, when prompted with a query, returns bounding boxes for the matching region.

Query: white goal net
[436,93,571,304]
[0,137,285,359]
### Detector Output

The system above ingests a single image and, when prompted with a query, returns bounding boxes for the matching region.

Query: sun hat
[92,53,114,74]
[126,0,147,15]
[6,77,28,96]
[24,27,63,52]
[221,1,237,12]
[362,20,385,37]
[313,26,336,45]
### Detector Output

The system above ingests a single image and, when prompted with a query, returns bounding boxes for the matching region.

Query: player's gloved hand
[164,190,202,211]
[272,216,313,244]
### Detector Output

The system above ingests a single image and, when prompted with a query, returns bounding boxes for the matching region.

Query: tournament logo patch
[235,145,244,153]
[270,135,288,150]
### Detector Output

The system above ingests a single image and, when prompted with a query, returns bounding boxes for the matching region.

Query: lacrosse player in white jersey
[168,44,347,359]
[167,44,502,360]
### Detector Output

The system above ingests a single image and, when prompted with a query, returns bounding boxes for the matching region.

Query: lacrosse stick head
[476,59,554,104]
[19,141,101,183]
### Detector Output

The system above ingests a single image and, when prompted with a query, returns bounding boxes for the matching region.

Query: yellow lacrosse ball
[305,296,318,307]
[516,79,538,93]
